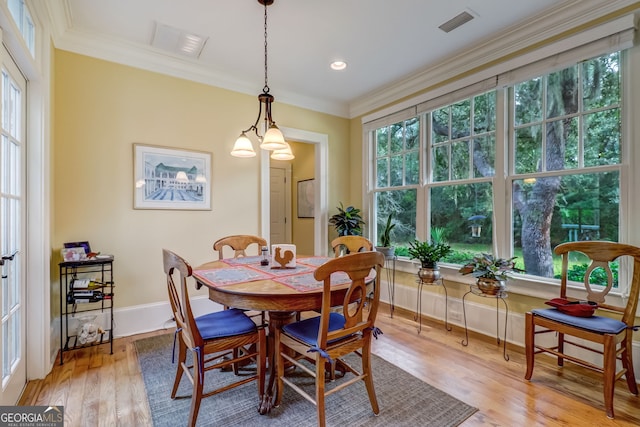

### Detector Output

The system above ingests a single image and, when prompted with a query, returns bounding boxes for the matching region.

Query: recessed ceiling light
[330,61,347,71]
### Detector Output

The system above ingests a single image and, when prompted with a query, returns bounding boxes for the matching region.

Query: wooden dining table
[192,255,368,414]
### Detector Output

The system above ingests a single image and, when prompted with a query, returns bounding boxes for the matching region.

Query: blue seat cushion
[532,308,627,334]
[195,308,257,340]
[282,312,346,346]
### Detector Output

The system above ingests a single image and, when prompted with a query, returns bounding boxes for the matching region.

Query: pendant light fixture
[231,0,294,160]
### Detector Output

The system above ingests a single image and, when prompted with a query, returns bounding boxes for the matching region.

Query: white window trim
[363,18,637,301]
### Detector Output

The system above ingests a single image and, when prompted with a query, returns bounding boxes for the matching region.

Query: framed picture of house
[297,179,314,218]
[133,143,212,210]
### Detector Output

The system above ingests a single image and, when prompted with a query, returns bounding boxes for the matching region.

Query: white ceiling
[47,0,604,117]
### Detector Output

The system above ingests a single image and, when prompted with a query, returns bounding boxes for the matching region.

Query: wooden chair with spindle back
[524,241,640,419]
[163,249,266,427]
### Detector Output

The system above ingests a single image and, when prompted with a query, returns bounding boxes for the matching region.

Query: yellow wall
[52,50,350,310]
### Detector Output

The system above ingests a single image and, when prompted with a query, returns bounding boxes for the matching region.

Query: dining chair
[274,251,384,427]
[163,249,266,427]
[331,235,373,257]
[213,234,267,260]
[524,241,640,419]
[213,234,268,323]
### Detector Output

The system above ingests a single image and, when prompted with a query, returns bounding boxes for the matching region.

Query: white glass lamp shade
[260,123,287,150]
[231,133,257,157]
[270,142,295,160]
[195,174,207,183]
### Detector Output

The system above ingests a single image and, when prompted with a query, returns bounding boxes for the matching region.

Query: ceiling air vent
[151,22,207,59]
[438,11,475,33]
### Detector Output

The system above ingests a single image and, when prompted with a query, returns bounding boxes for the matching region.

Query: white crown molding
[37,0,638,120]
[349,0,639,118]
[41,1,348,117]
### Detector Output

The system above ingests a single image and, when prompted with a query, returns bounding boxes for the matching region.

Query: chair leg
[361,343,380,415]
[171,338,187,398]
[188,348,205,427]
[557,332,565,367]
[622,335,639,395]
[315,354,327,427]
[232,348,240,375]
[603,335,616,419]
[524,312,535,380]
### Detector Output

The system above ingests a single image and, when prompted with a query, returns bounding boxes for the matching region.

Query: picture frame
[297,179,314,218]
[133,143,212,210]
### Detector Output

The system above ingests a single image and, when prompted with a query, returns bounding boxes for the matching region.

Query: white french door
[0,44,27,405]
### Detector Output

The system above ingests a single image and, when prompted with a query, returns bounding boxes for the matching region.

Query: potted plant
[407,239,452,283]
[458,253,524,294]
[375,213,396,258]
[329,202,365,236]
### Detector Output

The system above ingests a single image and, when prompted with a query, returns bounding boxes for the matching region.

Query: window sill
[392,258,627,306]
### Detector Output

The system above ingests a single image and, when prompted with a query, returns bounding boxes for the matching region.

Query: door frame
[0,3,53,382]
[260,127,328,256]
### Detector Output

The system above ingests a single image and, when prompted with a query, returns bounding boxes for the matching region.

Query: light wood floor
[20,305,640,426]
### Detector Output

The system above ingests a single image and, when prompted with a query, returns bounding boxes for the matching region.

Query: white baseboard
[49,283,639,385]
[49,295,222,363]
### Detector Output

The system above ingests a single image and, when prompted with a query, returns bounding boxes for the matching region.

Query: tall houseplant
[375,213,396,258]
[329,202,365,236]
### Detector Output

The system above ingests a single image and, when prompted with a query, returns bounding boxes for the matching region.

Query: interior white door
[269,166,290,244]
[0,45,27,405]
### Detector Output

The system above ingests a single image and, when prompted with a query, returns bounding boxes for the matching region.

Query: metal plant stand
[415,277,450,333]
[461,284,509,361]
[385,255,397,317]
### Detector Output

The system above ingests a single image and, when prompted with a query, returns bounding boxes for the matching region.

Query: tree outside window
[370,51,622,282]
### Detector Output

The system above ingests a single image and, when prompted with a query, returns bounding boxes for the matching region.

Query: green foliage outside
[374,52,621,280]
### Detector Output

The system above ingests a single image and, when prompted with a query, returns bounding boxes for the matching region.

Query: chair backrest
[554,241,640,325]
[163,249,202,348]
[213,235,267,260]
[313,251,384,349]
[331,235,373,257]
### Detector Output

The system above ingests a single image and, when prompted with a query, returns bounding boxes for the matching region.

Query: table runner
[193,256,368,292]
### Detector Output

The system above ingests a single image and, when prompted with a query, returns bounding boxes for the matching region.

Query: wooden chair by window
[213,234,268,323]
[274,251,384,427]
[331,235,373,257]
[163,249,266,427]
[524,241,640,419]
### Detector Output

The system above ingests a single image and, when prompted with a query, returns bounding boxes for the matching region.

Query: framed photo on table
[297,179,314,218]
[133,143,212,210]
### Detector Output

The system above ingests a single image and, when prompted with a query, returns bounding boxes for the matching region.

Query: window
[510,52,621,280]
[373,118,419,254]
[8,0,35,56]
[367,50,624,282]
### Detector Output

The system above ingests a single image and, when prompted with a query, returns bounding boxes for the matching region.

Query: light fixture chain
[263,1,269,93]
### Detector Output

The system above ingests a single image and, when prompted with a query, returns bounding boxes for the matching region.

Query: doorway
[269,161,292,244]
[260,128,328,256]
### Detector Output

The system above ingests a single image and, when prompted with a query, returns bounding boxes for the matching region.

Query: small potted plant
[329,202,365,236]
[375,213,396,258]
[458,253,524,294]
[407,239,452,283]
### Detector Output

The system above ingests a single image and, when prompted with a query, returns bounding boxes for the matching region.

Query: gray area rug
[135,333,477,427]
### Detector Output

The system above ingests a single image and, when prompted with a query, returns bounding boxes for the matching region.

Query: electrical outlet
[449,310,461,321]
